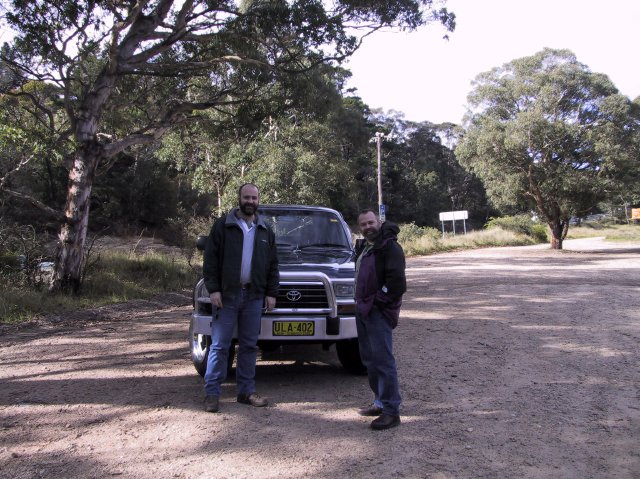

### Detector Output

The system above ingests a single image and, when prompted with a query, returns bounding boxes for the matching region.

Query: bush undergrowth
[485,215,548,243]
[0,251,198,324]
[399,225,541,256]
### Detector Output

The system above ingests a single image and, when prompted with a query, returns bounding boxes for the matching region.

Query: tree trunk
[49,143,101,293]
[549,221,564,250]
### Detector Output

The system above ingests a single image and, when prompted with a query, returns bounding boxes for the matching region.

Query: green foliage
[485,215,548,243]
[457,48,640,247]
[530,224,549,243]
[162,215,216,250]
[0,83,71,226]
[2,0,456,291]
[91,152,182,232]
[361,114,489,228]
[0,222,52,288]
[398,222,440,244]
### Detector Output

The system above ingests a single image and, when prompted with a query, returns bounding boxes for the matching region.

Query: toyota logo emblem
[286,290,302,302]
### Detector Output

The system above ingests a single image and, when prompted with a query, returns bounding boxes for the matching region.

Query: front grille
[277,284,329,309]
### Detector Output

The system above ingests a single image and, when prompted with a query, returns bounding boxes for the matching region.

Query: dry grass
[0,250,198,324]
[566,223,640,242]
[400,227,538,257]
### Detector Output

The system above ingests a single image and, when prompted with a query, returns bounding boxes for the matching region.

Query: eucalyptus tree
[596,96,640,221]
[0,80,70,223]
[456,49,640,249]
[247,116,363,210]
[358,112,486,227]
[1,0,454,292]
[156,65,370,218]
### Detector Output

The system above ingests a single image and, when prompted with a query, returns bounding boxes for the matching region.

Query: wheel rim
[191,332,209,361]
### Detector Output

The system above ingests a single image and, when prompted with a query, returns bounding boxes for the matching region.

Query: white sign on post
[439,210,468,236]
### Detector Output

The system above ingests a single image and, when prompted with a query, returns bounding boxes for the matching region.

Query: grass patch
[0,250,198,325]
[566,223,640,242]
[399,226,541,256]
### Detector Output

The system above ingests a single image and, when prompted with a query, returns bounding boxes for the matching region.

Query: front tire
[188,320,235,377]
[336,339,366,375]
[189,320,211,377]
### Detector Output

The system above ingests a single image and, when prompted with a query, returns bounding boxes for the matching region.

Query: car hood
[277,248,354,275]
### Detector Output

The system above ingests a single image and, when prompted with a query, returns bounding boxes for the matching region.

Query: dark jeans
[356,307,401,415]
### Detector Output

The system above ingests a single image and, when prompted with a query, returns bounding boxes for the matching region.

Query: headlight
[334,283,354,298]
[194,279,212,314]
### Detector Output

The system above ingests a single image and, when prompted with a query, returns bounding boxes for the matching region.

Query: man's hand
[264,296,276,311]
[210,292,223,309]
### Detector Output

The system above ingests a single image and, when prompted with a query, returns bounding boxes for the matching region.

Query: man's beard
[363,228,380,241]
[240,203,257,215]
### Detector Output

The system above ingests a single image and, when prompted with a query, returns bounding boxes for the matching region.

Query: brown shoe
[237,393,268,407]
[358,404,383,416]
[370,414,400,430]
[204,395,219,413]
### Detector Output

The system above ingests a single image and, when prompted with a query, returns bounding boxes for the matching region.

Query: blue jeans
[204,290,264,397]
[356,307,401,415]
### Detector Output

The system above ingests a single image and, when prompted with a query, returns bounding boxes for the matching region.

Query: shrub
[0,223,53,288]
[486,215,547,243]
[0,249,197,324]
[80,251,198,298]
[163,215,215,249]
[530,224,549,243]
[398,223,439,244]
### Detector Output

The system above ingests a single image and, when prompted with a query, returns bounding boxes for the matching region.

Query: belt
[240,283,251,289]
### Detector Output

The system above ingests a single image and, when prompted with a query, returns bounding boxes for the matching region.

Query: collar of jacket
[370,221,400,250]
[225,207,268,229]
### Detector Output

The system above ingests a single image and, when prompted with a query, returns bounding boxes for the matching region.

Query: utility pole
[374,132,385,222]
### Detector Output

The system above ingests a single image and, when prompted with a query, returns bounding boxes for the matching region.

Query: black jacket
[203,208,279,297]
[355,221,406,327]
[355,221,406,300]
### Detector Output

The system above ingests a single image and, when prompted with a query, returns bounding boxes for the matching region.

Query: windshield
[259,209,351,250]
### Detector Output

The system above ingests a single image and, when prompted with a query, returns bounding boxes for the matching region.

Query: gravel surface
[1,237,639,479]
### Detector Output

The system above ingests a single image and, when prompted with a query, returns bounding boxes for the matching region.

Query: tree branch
[0,188,65,222]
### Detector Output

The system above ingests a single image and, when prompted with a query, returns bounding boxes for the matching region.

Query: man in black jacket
[202,183,279,413]
[354,209,406,430]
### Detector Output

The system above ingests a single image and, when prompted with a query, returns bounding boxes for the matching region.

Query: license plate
[272,321,315,336]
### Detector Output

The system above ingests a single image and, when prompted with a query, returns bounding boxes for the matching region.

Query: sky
[344,0,640,125]
[2,0,638,126]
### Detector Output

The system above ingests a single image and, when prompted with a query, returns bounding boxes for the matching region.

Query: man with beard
[202,183,279,413]
[354,209,406,430]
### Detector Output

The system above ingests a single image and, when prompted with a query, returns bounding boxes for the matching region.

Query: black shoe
[358,404,383,417]
[204,395,219,413]
[237,393,268,407]
[370,414,400,430]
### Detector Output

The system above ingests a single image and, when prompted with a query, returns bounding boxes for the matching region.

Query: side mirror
[355,238,366,251]
[196,235,207,251]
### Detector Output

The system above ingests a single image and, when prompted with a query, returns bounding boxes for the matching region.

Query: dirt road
[1,237,639,479]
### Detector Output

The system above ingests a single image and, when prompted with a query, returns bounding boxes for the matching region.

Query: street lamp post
[374,132,385,222]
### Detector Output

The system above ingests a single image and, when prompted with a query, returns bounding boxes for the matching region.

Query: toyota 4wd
[189,205,365,375]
